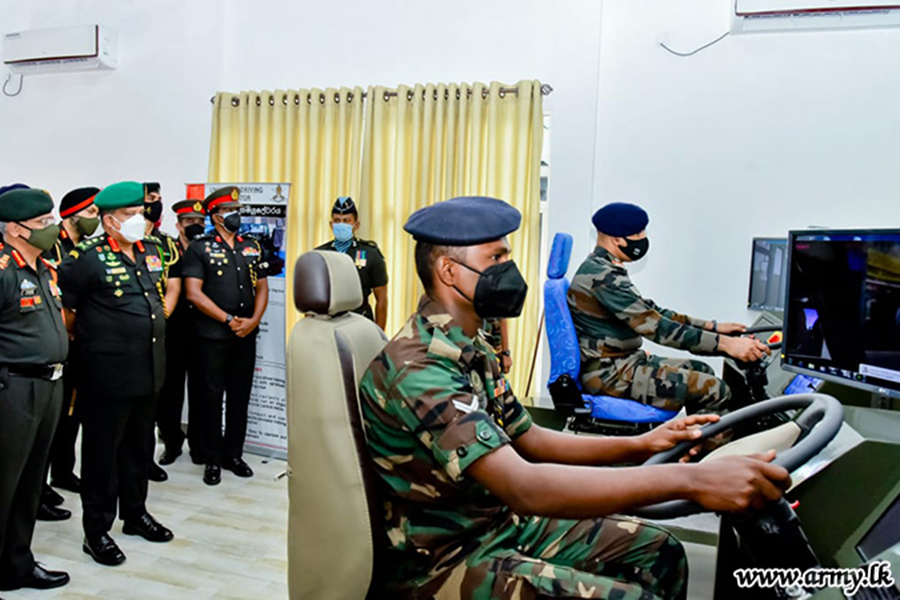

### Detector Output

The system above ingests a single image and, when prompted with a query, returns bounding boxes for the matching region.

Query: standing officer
[183,187,269,486]
[315,196,388,329]
[359,196,793,599]
[568,202,770,415]
[142,183,182,482]
[42,187,100,502]
[156,200,206,467]
[59,181,174,567]
[0,188,70,592]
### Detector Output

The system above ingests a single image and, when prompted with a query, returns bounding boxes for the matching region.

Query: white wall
[593,0,900,348]
[3,0,898,396]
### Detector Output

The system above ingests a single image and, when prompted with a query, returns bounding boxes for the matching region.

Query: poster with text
[186,182,289,459]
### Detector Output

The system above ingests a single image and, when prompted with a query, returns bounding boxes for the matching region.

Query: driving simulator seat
[287,251,464,600]
[544,232,678,434]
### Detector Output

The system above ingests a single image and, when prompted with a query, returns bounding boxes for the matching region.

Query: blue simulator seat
[544,232,677,430]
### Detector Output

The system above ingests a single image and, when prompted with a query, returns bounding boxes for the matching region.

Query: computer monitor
[748,237,788,312]
[782,229,900,399]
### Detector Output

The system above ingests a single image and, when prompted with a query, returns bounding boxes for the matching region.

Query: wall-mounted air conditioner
[3,25,117,75]
[732,0,900,33]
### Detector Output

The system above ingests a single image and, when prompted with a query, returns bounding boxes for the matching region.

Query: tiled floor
[7,449,289,600]
[7,445,719,599]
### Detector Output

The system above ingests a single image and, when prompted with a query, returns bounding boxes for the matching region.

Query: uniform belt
[5,363,64,381]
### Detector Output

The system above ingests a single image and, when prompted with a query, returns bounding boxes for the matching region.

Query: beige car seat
[287,250,388,600]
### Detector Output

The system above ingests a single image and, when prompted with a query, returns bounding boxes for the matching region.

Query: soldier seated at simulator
[359,196,790,600]
[568,202,770,414]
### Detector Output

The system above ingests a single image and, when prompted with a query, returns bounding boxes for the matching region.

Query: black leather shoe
[50,473,81,494]
[148,462,168,482]
[223,457,254,478]
[159,448,182,466]
[203,464,221,486]
[37,503,71,522]
[0,564,70,591]
[83,534,126,566]
[42,484,65,507]
[123,513,173,543]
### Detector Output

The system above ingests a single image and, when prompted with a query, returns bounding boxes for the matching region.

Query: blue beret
[404,196,521,245]
[592,202,649,237]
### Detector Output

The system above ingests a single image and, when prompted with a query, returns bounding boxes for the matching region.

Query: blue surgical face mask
[332,223,354,242]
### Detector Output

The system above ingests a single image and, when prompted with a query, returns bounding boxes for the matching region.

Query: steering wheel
[630,393,843,520]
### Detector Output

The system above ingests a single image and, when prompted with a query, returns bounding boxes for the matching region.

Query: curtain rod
[209,84,553,105]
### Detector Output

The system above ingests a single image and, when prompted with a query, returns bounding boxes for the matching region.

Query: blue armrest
[583,395,678,423]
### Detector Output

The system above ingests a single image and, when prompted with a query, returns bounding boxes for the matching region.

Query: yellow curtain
[208,88,365,333]
[359,80,543,399]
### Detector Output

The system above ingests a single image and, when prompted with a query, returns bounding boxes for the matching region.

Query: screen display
[749,238,788,312]
[857,493,900,561]
[783,373,823,396]
[783,231,900,396]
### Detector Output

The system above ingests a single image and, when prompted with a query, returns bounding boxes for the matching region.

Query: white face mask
[114,213,146,243]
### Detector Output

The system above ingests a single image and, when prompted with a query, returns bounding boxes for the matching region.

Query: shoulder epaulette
[76,236,104,251]
[358,238,379,249]
[195,233,214,242]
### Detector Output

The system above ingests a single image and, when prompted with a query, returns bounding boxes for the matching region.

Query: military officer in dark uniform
[142,182,183,482]
[41,187,100,508]
[0,185,30,245]
[0,188,70,592]
[156,200,207,468]
[315,196,388,329]
[183,187,269,486]
[59,181,174,567]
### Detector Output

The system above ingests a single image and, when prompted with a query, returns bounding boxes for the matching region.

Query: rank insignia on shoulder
[114,289,124,297]
[0,255,9,270]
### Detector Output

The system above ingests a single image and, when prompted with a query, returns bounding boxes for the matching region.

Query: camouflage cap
[404,196,521,245]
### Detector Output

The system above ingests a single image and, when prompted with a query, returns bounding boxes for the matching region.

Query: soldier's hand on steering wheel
[636,414,720,462]
[715,322,747,335]
[720,336,771,363]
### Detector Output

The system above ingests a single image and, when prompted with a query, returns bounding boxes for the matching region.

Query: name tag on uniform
[241,247,260,257]
[146,256,163,272]
[355,250,367,268]
[106,267,127,275]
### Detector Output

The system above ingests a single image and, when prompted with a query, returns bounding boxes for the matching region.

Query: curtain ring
[294,94,300,105]
[347,92,354,102]
[255,97,261,107]
[231,97,240,107]
[334,92,340,104]
[481,88,489,99]
[498,89,506,99]
[383,91,391,102]
[282,96,288,105]
[406,90,413,101]
[319,93,326,104]
[444,89,449,100]
[269,96,275,106]
[456,89,461,100]
[432,89,438,101]
[307,93,312,104]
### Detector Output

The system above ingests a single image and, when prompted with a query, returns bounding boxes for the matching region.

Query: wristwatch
[224,314,234,325]
[498,349,511,357]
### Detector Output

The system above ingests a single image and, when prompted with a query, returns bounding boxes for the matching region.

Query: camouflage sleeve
[645,298,709,329]
[592,272,719,353]
[386,359,513,483]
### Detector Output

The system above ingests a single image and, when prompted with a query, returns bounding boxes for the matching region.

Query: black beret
[204,186,241,213]
[404,196,521,245]
[144,182,161,195]
[0,188,54,223]
[0,183,29,197]
[592,202,649,237]
[332,196,357,215]
[59,187,100,218]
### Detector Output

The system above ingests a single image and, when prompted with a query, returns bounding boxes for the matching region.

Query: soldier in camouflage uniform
[569,202,769,414]
[360,196,790,599]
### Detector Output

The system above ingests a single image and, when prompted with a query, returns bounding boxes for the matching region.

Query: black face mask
[220,211,242,233]
[453,260,529,319]
[184,224,205,241]
[144,201,163,224]
[619,237,649,261]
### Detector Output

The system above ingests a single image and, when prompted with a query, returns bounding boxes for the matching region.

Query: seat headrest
[293,251,364,316]
[547,233,573,280]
